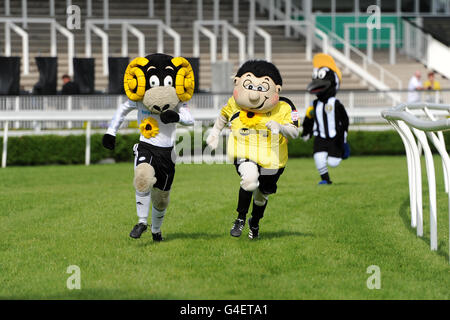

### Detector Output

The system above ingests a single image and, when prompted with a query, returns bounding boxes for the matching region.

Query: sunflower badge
[239,110,262,128]
[139,117,159,139]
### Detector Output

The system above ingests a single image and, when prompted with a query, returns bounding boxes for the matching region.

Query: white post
[14,97,20,129]
[51,21,57,57]
[247,22,254,58]
[165,0,171,27]
[213,0,219,36]
[390,26,395,65]
[5,0,10,16]
[2,122,8,168]
[157,23,163,53]
[344,26,350,60]
[5,21,11,56]
[22,0,28,29]
[49,0,55,16]
[85,121,91,166]
[412,128,438,251]
[306,22,312,61]
[122,23,128,57]
[87,0,92,17]
[67,96,72,129]
[193,22,199,57]
[222,23,228,61]
[149,0,154,17]
[197,0,203,21]
[249,0,255,24]
[349,91,354,124]
[233,0,238,25]
[285,0,291,37]
[367,28,373,63]
[103,0,109,30]
[331,0,336,36]
[269,0,274,20]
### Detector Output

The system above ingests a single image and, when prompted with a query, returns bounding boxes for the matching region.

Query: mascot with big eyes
[207,60,299,239]
[301,53,350,185]
[102,53,195,241]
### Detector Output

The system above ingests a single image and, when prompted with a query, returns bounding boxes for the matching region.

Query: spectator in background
[424,71,441,91]
[61,74,80,95]
[424,71,441,103]
[407,71,423,103]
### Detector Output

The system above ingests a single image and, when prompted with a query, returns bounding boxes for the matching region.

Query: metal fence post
[2,121,8,168]
[85,120,91,166]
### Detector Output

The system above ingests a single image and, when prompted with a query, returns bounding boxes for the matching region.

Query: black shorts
[313,136,344,158]
[133,141,176,191]
[233,159,285,195]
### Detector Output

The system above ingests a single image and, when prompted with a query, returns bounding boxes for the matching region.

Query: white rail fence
[193,20,246,65]
[403,18,450,81]
[382,103,450,263]
[1,91,448,129]
[85,19,181,76]
[1,17,75,76]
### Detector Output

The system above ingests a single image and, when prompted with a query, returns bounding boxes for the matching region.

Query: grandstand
[1,1,450,108]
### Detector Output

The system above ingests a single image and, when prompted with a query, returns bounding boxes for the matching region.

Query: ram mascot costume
[207,60,299,239]
[301,53,350,185]
[103,53,195,241]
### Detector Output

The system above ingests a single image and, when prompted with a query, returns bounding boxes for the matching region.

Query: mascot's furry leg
[150,188,170,234]
[134,163,157,225]
[236,162,260,219]
[314,152,342,184]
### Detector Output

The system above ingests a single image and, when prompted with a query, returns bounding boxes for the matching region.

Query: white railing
[4,21,28,75]
[315,20,402,92]
[121,23,145,58]
[403,18,450,81]
[253,0,402,93]
[85,19,181,76]
[382,103,450,262]
[343,23,396,65]
[193,20,246,65]
[402,18,428,65]
[248,20,313,61]
[1,17,75,76]
[1,90,448,128]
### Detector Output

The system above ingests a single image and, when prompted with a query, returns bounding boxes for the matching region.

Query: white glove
[302,134,310,142]
[265,120,281,135]
[206,129,220,150]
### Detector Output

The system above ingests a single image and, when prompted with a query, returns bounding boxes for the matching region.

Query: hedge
[1,130,448,166]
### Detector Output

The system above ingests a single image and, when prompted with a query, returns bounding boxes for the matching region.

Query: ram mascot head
[123,53,195,113]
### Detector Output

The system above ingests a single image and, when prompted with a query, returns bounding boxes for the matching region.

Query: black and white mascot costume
[102,54,195,240]
[301,53,349,185]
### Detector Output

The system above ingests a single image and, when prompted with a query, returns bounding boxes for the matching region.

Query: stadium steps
[370,49,450,89]
[2,0,367,93]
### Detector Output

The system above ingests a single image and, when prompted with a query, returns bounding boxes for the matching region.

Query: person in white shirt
[407,71,423,103]
[102,54,195,241]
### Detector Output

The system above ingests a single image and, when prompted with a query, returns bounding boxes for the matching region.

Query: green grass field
[0,156,449,300]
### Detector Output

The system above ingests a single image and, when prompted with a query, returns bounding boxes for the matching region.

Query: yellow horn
[172,57,195,102]
[124,57,149,101]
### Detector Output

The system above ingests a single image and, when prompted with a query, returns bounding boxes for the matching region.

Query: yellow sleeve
[220,102,234,120]
[280,103,298,126]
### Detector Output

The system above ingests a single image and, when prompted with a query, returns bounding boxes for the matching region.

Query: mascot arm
[266,121,299,139]
[103,100,137,150]
[106,99,137,136]
[178,106,194,126]
[206,114,228,150]
[301,117,314,139]
[280,123,299,139]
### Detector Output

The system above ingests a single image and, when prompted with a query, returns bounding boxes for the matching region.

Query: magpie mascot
[301,53,349,185]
